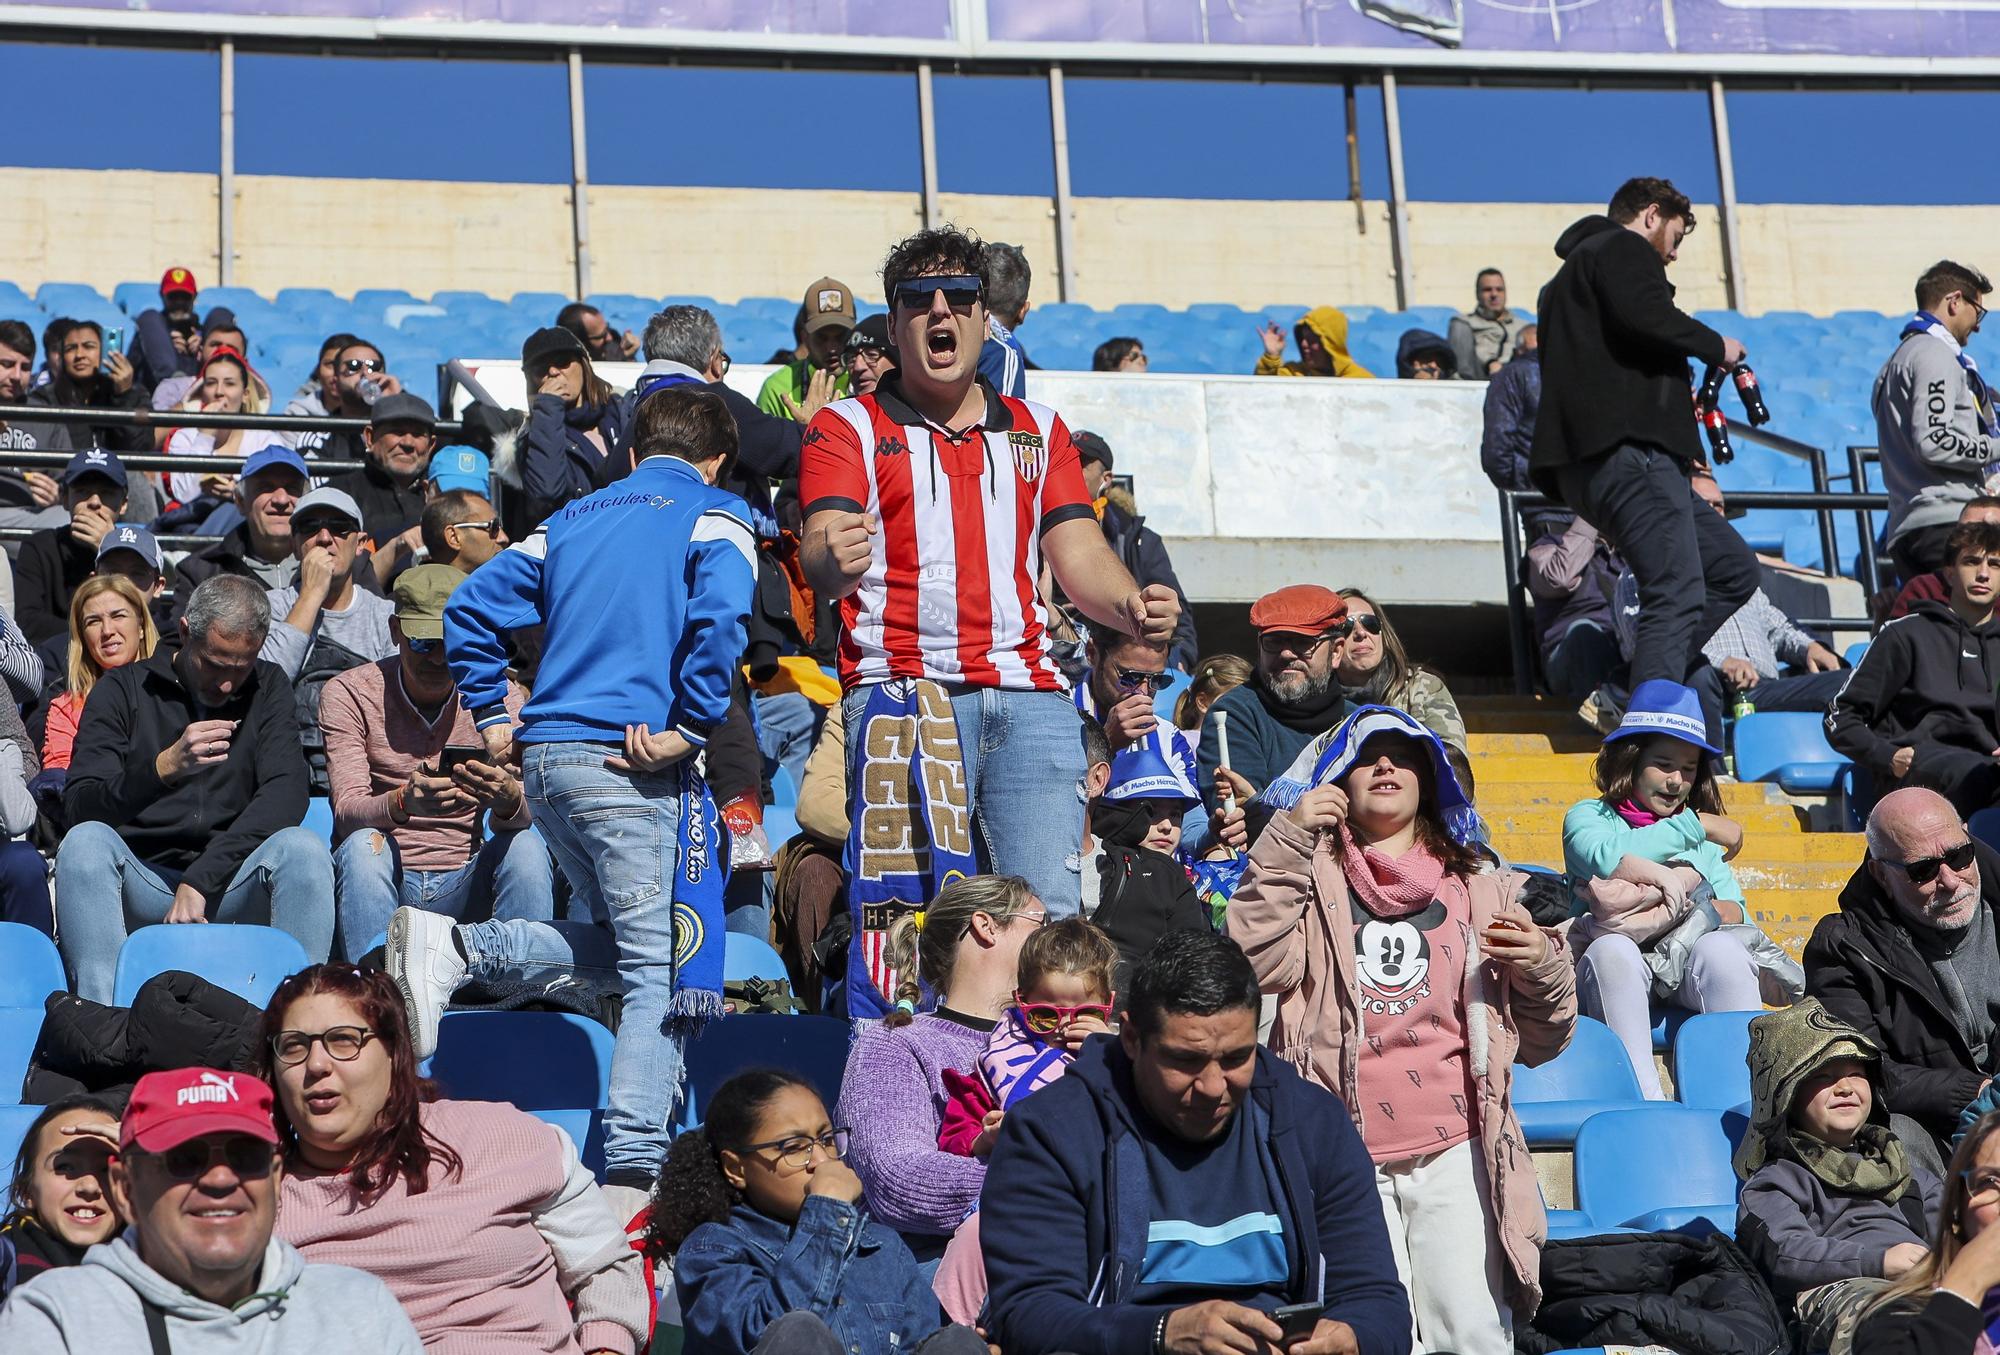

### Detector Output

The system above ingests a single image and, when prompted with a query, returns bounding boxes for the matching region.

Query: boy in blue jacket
[980,929,1410,1355]
[390,384,756,1213]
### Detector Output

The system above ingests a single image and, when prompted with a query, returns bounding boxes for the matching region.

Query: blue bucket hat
[1105,727,1201,809]
[1604,679,1721,757]
[1262,705,1484,846]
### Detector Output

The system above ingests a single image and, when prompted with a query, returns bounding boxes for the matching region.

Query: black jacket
[1394,327,1457,379]
[1529,214,1727,485]
[1827,599,2000,780]
[1519,1230,1785,1355]
[1088,827,1209,1001]
[26,377,150,454]
[1098,499,1198,671]
[22,969,262,1106]
[326,457,429,545]
[13,526,96,645]
[713,380,800,524]
[169,524,295,614]
[520,391,636,529]
[63,647,307,900]
[1801,841,2000,1140]
[1852,1289,1986,1355]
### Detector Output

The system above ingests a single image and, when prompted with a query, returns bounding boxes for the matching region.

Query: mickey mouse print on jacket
[1350,888,1475,1162]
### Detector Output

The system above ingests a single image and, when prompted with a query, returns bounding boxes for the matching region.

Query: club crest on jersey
[1008,431,1046,482]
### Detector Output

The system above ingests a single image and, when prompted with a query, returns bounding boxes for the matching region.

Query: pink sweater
[319,659,531,872]
[277,1099,645,1354]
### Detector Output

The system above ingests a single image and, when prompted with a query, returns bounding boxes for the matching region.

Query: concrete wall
[0,169,1981,317]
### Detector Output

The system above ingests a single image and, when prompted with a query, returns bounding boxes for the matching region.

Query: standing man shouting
[800,225,1178,924]
[1531,176,1757,690]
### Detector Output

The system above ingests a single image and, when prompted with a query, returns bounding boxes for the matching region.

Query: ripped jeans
[332,826,557,961]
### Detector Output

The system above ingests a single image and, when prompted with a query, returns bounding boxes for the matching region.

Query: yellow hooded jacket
[1253,305,1373,378]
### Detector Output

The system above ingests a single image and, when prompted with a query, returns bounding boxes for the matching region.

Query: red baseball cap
[1248,584,1348,635]
[121,1068,279,1155]
[159,266,199,297]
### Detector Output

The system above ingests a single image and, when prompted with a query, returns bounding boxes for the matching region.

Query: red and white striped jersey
[800,378,1096,692]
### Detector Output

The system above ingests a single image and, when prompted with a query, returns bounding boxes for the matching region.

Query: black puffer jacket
[22,970,262,1104]
[1518,1230,1787,1355]
[1826,598,2000,781]
[1802,839,2000,1142]
[1090,799,1210,1002]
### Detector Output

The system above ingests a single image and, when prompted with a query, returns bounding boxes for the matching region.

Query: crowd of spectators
[5,194,2000,1355]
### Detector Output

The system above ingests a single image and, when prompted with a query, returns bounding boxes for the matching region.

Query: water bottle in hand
[359,377,383,407]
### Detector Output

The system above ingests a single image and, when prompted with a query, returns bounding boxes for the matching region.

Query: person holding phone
[27,318,150,453]
[1227,706,1577,1355]
[318,564,553,961]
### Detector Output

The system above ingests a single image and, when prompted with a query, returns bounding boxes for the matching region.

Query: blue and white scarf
[1258,704,1486,845]
[843,679,979,1020]
[1904,311,1999,436]
[669,756,727,1025]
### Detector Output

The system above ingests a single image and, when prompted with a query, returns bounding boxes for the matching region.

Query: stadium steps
[1462,696,1859,962]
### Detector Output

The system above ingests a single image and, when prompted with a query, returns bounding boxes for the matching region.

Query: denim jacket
[674,1196,946,1355]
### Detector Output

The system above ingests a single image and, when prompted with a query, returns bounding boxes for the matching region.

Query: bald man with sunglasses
[1806,787,2000,1167]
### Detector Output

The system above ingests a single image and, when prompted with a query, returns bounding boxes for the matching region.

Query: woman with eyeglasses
[260,963,648,1355]
[1854,1109,2000,1353]
[651,1069,987,1355]
[1336,588,1468,754]
[164,346,281,507]
[514,326,634,528]
[837,875,1046,1266]
[1228,705,1575,1355]
[0,1095,124,1301]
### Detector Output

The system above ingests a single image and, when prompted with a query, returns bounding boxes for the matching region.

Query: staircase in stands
[1462,694,1862,961]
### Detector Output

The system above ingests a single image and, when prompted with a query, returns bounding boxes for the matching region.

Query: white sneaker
[388,906,466,1060]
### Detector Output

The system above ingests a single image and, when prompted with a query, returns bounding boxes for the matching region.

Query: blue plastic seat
[1971,807,2000,852]
[0,1104,37,1175]
[763,804,800,849]
[529,1107,605,1178]
[770,767,800,810]
[35,282,109,313]
[0,922,65,1007]
[725,933,788,985]
[113,281,160,316]
[0,1005,41,1104]
[112,924,311,1009]
[1152,669,1194,721]
[1732,712,1851,795]
[1843,640,1870,667]
[678,1013,851,1130]
[302,796,334,845]
[1673,1010,1756,1111]
[1574,1105,1747,1236]
[429,1010,615,1110]
[1511,1017,1646,1147]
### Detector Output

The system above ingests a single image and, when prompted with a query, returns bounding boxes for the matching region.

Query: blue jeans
[457,740,688,1186]
[54,822,335,1003]
[841,684,1086,918]
[753,691,821,789]
[333,826,558,962]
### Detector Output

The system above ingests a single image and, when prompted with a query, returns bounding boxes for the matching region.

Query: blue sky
[2,42,1996,205]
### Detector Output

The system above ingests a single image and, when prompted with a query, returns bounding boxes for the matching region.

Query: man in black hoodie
[1531,176,1755,691]
[55,574,332,1004]
[1828,519,2000,815]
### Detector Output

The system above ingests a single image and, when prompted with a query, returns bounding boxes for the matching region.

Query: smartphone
[104,327,123,357]
[1273,1300,1324,1344]
[436,746,486,776]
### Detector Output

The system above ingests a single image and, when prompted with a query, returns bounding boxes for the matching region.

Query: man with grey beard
[1195,585,1357,848]
[1806,786,2000,1169]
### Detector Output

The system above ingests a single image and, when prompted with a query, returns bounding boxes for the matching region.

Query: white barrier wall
[453,361,1506,607]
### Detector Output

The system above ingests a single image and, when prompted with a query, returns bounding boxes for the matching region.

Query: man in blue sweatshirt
[981,930,1409,1355]
[389,384,756,1211]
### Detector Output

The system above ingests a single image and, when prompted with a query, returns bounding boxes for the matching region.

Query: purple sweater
[837,1011,992,1238]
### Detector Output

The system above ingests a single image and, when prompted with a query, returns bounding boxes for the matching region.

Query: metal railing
[1499,484,1891,697]
[0,402,465,443]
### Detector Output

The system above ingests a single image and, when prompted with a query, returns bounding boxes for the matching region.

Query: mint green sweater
[1560,798,1745,912]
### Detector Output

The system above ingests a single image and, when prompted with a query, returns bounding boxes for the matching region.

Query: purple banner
[17,0,2000,59]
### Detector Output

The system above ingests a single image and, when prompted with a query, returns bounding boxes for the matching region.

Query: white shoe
[388,906,465,1060]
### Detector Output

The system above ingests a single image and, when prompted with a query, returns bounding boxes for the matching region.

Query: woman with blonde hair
[834,875,1046,1262]
[1853,1109,2000,1353]
[1173,653,1251,747]
[42,574,157,772]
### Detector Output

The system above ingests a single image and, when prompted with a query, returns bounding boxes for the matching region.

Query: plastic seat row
[1514,1012,1755,1149]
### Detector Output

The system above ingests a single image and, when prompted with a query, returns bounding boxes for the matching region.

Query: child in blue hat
[1563,678,1799,1099]
[1086,727,1212,997]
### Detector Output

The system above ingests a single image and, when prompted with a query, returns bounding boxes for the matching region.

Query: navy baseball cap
[96,523,162,572]
[61,448,126,490]
[239,445,310,484]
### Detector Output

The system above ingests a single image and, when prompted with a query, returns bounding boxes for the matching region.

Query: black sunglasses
[1115,667,1172,695]
[340,357,385,374]
[1349,613,1384,636]
[1884,840,1977,885]
[152,1136,277,1182]
[891,275,983,310]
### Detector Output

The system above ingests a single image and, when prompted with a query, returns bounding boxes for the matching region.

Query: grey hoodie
[1738,1156,1941,1300]
[0,1232,422,1353]
[1874,329,1996,542]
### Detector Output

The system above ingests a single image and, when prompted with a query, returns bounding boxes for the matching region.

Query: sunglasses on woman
[1885,840,1977,885]
[1013,994,1114,1036]
[1348,612,1384,636]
